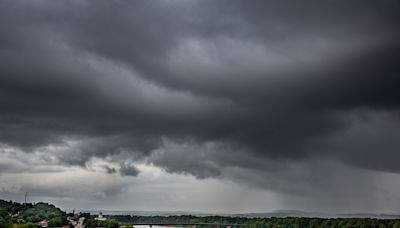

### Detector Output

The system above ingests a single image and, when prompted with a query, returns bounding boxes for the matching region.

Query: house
[37,220,49,227]
[94,212,107,221]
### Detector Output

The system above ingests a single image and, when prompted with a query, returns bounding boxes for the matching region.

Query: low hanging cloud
[119,163,140,177]
[1,0,400,211]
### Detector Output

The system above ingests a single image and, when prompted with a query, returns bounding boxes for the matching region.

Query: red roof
[38,220,48,225]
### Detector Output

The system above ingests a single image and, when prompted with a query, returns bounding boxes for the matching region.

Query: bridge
[121,223,246,227]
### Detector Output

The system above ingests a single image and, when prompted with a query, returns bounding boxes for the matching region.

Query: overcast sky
[1,0,400,214]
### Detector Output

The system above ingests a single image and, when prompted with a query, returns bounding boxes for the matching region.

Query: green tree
[105,219,119,228]
[0,218,13,228]
[48,217,63,227]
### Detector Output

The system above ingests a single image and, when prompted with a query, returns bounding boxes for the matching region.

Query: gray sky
[1,0,400,214]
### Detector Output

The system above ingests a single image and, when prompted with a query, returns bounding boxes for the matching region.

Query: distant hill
[90,208,400,219]
[232,210,329,218]
[233,210,400,219]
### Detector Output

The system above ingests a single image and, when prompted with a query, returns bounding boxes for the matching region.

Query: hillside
[0,200,66,227]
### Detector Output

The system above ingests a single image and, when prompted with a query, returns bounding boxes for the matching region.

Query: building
[37,220,48,227]
[94,212,107,221]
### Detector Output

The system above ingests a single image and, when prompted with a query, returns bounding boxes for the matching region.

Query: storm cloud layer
[1,0,400,212]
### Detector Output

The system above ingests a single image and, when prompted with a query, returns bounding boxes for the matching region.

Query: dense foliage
[0,200,66,228]
[80,213,119,228]
[110,214,400,228]
[85,218,119,228]
[2,199,400,227]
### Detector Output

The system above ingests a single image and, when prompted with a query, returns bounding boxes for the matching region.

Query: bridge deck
[121,223,246,227]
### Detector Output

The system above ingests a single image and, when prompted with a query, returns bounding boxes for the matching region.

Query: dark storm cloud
[104,166,117,175]
[1,0,400,194]
[119,163,140,177]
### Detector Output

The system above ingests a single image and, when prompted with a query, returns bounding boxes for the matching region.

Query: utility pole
[24,192,27,205]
